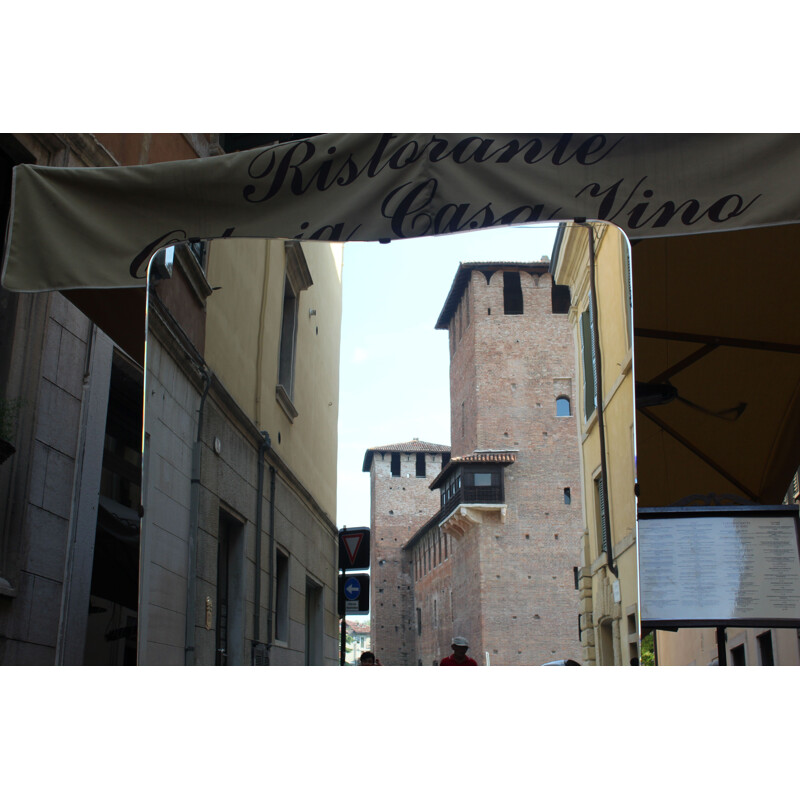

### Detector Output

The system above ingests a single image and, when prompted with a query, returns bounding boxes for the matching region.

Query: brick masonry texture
[411,266,585,666]
[368,450,446,665]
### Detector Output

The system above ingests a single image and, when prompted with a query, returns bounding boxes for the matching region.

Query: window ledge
[275,384,298,422]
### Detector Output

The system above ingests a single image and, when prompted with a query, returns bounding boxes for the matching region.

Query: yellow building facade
[204,238,342,518]
[551,222,639,665]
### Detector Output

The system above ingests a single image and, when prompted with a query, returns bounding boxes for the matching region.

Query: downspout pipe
[185,366,211,664]
[254,431,271,649]
[578,219,618,578]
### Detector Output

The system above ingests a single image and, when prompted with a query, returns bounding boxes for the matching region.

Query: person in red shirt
[440,636,478,666]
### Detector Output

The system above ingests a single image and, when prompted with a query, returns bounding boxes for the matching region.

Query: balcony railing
[441,485,504,519]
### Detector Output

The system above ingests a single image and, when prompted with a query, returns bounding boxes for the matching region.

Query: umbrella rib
[648,342,718,384]
[638,407,760,502]
[635,328,800,354]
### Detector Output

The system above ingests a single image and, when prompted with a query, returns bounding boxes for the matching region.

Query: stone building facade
[1,134,343,665]
[362,440,449,665]
[404,259,585,666]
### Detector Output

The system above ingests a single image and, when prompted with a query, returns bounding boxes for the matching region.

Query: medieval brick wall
[412,264,585,666]
[367,446,447,665]
[409,525,454,664]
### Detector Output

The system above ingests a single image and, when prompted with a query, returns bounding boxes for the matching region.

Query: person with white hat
[440,635,478,666]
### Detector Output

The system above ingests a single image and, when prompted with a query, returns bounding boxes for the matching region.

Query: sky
[336,222,561,530]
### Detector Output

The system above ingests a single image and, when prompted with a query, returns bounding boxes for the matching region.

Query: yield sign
[338,527,370,571]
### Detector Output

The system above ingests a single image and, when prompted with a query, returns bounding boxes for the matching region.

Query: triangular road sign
[342,531,364,565]
[338,527,370,571]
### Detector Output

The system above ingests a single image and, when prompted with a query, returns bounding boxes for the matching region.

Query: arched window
[556,396,571,417]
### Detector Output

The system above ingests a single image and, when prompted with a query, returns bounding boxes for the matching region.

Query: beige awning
[633,223,800,507]
[4,133,800,292]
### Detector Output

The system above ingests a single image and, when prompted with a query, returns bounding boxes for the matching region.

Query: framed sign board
[638,505,800,628]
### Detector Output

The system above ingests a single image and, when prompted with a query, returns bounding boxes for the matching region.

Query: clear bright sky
[336,222,560,530]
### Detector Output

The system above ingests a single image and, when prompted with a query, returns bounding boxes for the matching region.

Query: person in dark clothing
[440,636,478,666]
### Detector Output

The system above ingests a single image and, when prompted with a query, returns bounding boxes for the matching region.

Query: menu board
[638,507,800,627]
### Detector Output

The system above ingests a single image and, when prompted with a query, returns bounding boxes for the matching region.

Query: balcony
[440,484,504,520]
[437,464,508,539]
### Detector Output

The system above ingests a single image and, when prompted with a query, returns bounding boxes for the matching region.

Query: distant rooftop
[362,438,450,471]
[435,260,551,330]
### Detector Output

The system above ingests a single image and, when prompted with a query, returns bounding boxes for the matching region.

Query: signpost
[338,526,370,665]
[339,526,370,571]
[338,573,369,615]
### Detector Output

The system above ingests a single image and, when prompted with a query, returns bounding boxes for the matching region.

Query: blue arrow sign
[344,576,361,600]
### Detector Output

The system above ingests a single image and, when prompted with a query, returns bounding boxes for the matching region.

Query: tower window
[503,272,523,315]
[556,396,571,417]
[564,488,571,505]
[416,453,426,477]
[391,453,401,476]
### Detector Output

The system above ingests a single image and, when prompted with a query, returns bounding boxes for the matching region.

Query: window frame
[580,301,597,421]
[275,242,313,421]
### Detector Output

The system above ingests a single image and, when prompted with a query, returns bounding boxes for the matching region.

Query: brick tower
[362,440,449,665]
[405,260,584,665]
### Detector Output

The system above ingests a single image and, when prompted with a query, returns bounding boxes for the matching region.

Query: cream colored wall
[203,238,343,520]
[555,223,638,664]
[657,626,800,666]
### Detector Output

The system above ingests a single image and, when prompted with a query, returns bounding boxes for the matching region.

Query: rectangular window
[304,578,323,665]
[473,472,493,487]
[621,239,633,349]
[580,302,597,420]
[757,631,774,666]
[416,452,426,477]
[594,473,609,554]
[416,607,422,636]
[275,549,289,642]
[730,643,746,666]
[503,271,523,314]
[278,276,298,398]
[217,509,245,666]
[391,452,401,476]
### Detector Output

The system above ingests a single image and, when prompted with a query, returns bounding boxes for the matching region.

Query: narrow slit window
[503,272,523,315]
[416,452,426,477]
